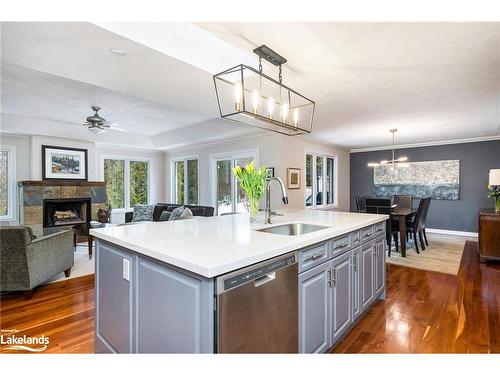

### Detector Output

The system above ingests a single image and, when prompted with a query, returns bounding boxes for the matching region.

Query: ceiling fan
[84,105,128,134]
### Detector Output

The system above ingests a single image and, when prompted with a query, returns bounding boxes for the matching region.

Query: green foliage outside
[187,159,198,204]
[176,161,185,204]
[0,151,8,215]
[104,159,125,209]
[130,161,148,206]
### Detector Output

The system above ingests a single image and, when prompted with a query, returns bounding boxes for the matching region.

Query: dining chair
[421,198,431,246]
[405,197,431,253]
[365,197,395,256]
[394,195,413,210]
[355,196,366,212]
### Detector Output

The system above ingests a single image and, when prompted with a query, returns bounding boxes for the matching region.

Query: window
[0,145,16,221]
[173,158,198,205]
[102,157,150,209]
[212,151,257,215]
[305,153,336,208]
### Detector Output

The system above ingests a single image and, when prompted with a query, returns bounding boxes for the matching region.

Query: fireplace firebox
[43,198,91,228]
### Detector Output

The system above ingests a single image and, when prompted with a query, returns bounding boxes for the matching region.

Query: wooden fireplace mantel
[19,180,106,187]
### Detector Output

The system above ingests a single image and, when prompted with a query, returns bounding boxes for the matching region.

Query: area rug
[44,244,95,284]
[386,233,474,275]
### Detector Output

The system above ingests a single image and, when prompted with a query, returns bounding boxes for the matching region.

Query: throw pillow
[158,211,171,221]
[168,206,193,221]
[132,204,154,222]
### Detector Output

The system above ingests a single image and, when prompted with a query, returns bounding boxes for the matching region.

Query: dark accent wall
[350,140,500,233]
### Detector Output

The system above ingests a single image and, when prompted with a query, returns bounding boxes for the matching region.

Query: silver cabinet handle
[328,269,332,287]
[254,271,276,288]
[353,254,359,271]
[335,241,349,249]
[373,244,377,256]
[308,252,324,261]
[364,232,372,238]
[332,268,337,286]
[376,228,383,233]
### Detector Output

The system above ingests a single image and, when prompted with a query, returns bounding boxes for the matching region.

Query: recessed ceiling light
[110,49,127,56]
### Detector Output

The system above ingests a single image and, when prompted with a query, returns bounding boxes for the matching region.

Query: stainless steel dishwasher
[215,252,298,353]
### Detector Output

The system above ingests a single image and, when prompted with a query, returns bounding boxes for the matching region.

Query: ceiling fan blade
[108,125,130,133]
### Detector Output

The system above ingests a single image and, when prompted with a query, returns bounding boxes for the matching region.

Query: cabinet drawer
[299,241,330,273]
[332,234,352,257]
[352,231,361,247]
[374,222,385,237]
[361,226,374,243]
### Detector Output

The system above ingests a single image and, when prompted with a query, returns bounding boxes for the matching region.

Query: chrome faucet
[265,177,288,224]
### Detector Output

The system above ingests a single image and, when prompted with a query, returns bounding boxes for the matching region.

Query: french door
[212,152,257,215]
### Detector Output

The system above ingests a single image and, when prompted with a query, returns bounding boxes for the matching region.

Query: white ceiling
[1,22,499,150]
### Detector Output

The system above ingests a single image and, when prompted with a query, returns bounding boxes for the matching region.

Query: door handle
[328,269,332,287]
[373,244,377,256]
[254,272,276,288]
[332,268,337,286]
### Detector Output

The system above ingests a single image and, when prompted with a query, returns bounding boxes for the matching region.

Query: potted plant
[487,184,500,212]
[233,161,267,222]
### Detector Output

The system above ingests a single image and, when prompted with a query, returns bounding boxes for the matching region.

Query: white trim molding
[350,135,500,153]
[0,144,17,222]
[426,228,478,238]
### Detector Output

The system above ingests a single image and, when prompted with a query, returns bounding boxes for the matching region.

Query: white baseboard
[426,228,478,238]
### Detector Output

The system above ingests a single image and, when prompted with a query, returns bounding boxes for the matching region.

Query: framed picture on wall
[287,168,301,189]
[42,145,88,181]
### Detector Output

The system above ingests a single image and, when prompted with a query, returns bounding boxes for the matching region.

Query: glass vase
[248,196,260,223]
[495,197,500,212]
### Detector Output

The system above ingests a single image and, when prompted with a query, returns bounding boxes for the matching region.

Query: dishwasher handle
[254,271,276,288]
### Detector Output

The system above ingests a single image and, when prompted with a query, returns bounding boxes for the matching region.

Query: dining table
[391,207,417,257]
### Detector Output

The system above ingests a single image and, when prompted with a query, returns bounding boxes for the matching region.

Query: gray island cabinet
[93,216,386,354]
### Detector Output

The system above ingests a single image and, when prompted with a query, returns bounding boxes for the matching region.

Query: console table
[478,209,500,262]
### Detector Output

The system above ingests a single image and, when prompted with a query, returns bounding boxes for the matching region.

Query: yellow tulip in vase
[233,161,268,222]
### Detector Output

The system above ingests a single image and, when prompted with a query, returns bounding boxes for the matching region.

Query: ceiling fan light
[88,126,105,135]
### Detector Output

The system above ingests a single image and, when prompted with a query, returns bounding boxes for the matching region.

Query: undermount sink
[255,223,329,236]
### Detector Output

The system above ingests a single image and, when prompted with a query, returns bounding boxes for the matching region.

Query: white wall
[165,134,350,212]
[0,132,165,224]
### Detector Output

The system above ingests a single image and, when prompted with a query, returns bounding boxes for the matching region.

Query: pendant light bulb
[234,82,242,111]
[252,91,259,114]
[293,108,299,126]
[267,97,274,119]
[281,102,289,122]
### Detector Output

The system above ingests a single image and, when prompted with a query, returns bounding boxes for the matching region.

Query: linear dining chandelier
[213,45,315,136]
[368,129,409,168]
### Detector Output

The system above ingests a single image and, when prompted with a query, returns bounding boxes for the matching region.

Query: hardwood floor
[333,240,500,353]
[0,240,498,354]
[0,275,95,353]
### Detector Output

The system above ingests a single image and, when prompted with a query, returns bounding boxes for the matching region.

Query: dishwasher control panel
[222,253,296,291]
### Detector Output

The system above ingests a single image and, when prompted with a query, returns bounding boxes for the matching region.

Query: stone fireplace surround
[19,180,107,238]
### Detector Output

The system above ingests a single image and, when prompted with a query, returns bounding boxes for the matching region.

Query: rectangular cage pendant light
[213,45,315,136]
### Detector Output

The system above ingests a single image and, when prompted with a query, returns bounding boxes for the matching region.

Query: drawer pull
[376,227,383,233]
[363,232,372,238]
[308,252,324,261]
[335,241,349,249]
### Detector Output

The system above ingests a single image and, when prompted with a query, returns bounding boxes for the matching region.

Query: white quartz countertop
[90,209,388,278]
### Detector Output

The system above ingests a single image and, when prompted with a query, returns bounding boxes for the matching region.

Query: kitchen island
[91,209,388,354]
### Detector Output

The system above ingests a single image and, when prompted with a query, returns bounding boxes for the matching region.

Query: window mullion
[323,156,327,207]
[184,160,188,205]
[124,159,130,209]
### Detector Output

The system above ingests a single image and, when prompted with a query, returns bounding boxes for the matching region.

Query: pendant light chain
[278,64,283,83]
[259,57,263,73]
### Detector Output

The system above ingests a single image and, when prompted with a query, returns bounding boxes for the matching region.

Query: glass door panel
[326,158,334,205]
[216,159,233,215]
[316,156,323,205]
[235,157,254,213]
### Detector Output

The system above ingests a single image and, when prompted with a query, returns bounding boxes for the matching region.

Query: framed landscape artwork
[42,145,88,181]
[287,168,301,189]
[373,159,460,200]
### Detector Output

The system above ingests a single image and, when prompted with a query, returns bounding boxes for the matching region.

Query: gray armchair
[0,226,74,299]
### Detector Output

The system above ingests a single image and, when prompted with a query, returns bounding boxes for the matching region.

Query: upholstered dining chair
[394,195,413,210]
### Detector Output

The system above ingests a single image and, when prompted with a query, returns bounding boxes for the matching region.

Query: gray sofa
[0,226,74,299]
